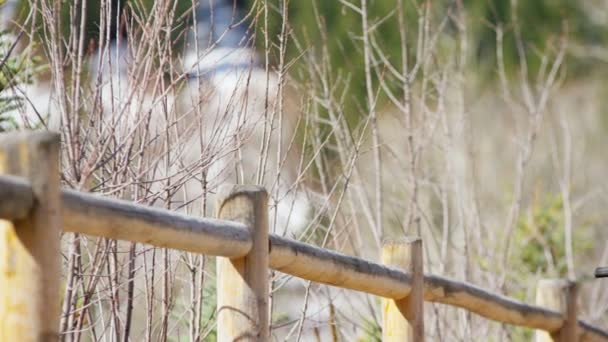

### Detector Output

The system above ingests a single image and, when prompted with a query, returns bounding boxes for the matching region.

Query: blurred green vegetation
[0,29,39,131]
[472,192,594,340]
[512,193,592,278]
[357,317,382,342]
[170,260,218,342]
[504,192,594,341]
[7,1,606,111]
[251,0,606,116]
[12,0,193,57]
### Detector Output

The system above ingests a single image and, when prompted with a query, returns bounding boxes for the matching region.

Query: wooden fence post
[535,279,578,342]
[382,237,424,342]
[216,185,269,341]
[0,131,61,341]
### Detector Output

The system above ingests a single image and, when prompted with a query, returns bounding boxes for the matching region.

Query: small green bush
[0,29,38,131]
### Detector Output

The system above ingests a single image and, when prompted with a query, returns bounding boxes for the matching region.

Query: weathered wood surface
[382,238,425,341]
[425,276,607,341]
[535,279,579,342]
[216,185,270,342]
[0,132,61,341]
[61,188,252,258]
[0,174,607,340]
[0,174,34,220]
[566,283,580,341]
[269,234,605,341]
[269,234,412,299]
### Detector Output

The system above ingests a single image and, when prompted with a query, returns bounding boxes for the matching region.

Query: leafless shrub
[3,0,608,340]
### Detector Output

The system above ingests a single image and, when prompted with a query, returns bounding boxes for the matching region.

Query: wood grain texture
[535,279,579,342]
[216,185,270,342]
[1,171,606,340]
[61,188,252,258]
[382,238,425,342]
[0,131,61,342]
[269,235,412,298]
[565,283,579,342]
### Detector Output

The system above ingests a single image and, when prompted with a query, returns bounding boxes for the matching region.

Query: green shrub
[513,193,592,278]
[0,26,40,131]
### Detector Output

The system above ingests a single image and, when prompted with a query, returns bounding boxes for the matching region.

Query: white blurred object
[179,1,311,236]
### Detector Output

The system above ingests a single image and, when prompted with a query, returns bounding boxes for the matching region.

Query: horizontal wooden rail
[0,174,35,220]
[424,275,608,341]
[269,235,411,299]
[61,188,252,258]
[0,174,606,341]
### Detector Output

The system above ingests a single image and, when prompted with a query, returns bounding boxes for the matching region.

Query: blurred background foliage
[513,193,593,278]
[13,0,194,53]
[3,0,604,265]
[8,1,607,70]
[253,0,607,113]
[0,29,38,131]
[5,0,607,112]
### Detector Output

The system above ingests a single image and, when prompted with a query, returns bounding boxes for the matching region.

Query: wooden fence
[0,131,607,341]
